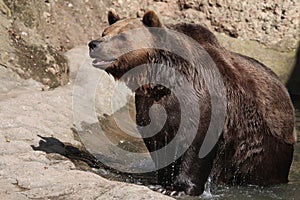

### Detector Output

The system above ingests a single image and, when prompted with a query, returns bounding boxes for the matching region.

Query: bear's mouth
[92,58,116,69]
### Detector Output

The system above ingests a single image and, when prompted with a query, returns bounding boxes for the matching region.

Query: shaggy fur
[88,10,296,196]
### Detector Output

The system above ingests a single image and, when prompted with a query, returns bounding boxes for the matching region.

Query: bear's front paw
[155,187,185,197]
[174,177,204,196]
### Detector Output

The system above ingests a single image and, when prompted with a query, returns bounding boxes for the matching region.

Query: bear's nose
[88,40,100,51]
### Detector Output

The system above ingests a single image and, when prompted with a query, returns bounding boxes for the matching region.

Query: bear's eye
[102,32,106,37]
[118,34,127,41]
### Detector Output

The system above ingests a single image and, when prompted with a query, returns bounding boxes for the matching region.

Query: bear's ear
[108,9,120,25]
[142,11,162,27]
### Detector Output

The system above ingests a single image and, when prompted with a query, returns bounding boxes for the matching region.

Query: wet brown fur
[89,10,296,196]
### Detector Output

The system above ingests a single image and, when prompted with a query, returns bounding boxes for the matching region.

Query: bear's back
[169,22,295,145]
[168,23,220,48]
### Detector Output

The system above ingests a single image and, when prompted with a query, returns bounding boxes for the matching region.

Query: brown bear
[88,10,296,196]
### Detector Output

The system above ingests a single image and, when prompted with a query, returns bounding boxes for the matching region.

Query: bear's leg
[155,160,181,188]
[213,134,294,186]
[247,136,294,185]
[173,144,218,196]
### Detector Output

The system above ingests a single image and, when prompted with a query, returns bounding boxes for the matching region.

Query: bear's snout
[88,40,101,52]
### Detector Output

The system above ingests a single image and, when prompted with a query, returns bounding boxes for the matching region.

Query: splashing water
[201,177,220,199]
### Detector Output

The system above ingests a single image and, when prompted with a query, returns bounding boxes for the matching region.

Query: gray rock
[216,33,297,84]
[0,87,173,200]
[0,47,174,200]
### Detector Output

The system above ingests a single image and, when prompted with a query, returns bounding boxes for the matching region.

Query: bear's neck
[122,50,196,98]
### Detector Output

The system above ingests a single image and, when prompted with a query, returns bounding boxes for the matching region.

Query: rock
[0,44,171,199]
[65,46,131,116]
[65,46,90,81]
[0,0,69,89]
[177,0,299,50]
[0,56,174,200]
[216,33,297,84]
[1,0,298,87]
[0,66,43,100]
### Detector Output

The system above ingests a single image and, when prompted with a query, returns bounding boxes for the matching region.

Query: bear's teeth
[92,59,114,67]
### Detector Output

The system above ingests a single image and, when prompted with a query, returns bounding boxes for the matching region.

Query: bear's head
[88,10,217,100]
[88,10,165,79]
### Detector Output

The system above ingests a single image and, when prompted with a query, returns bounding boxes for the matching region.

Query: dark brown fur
[88,10,296,196]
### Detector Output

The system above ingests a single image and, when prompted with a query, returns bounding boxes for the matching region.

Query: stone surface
[65,46,131,115]
[0,62,173,199]
[177,0,299,51]
[216,33,297,84]
[108,0,299,51]
[0,0,69,89]
[1,0,298,88]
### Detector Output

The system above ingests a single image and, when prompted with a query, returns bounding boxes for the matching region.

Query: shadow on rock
[31,134,158,187]
[31,135,105,169]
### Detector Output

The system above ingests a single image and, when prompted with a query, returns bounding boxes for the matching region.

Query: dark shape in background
[287,44,300,96]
